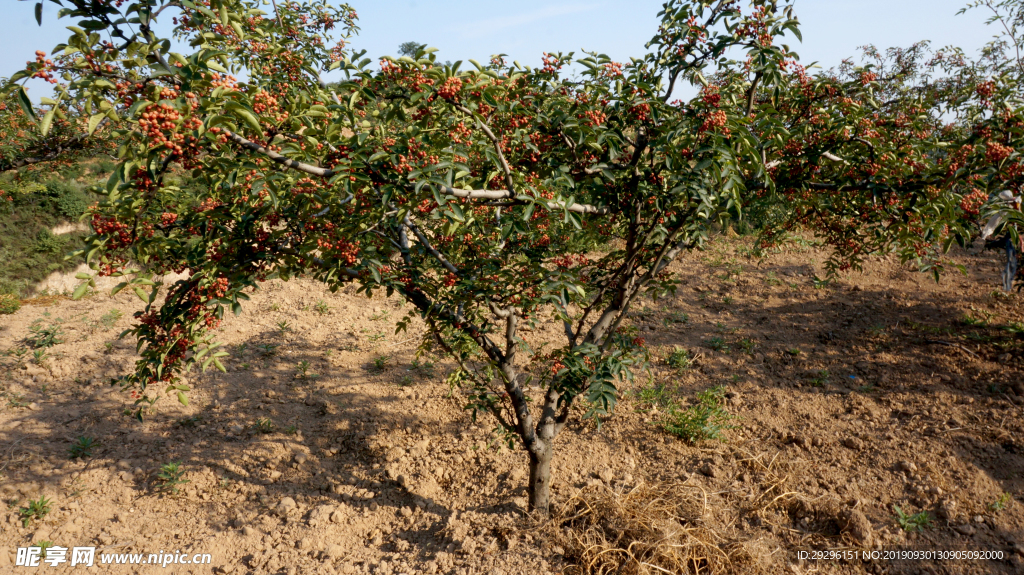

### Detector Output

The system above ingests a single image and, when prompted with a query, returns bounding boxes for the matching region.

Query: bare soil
[1,237,1023,575]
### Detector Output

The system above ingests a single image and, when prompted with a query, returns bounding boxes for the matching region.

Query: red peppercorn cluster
[28,50,58,84]
[437,77,463,101]
[91,214,131,250]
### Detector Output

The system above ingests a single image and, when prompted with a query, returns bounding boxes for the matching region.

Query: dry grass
[544,448,817,575]
[551,480,754,575]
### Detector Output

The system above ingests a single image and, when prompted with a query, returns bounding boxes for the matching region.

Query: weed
[253,417,275,434]
[33,541,54,558]
[637,382,672,407]
[256,343,279,357]
[283,425,299,435]
[19,496,52,527]
[721,296,733,305]
[314,299,330,316]
[68,436,98,459]
[764,272,782,286]
[269,303,281,312]
[99,308,123,329]
[295,361,318,379]
[409,358,435,377]
[666,347,691,372]
[176,415,202,428]
[894,506,932,532]
[373,355,390,370]
[662,311,689,326]
[786,348,801,356]
[155,462,189,494]
[0,293,19,315]
[6,346,29,364]
[990,492,1013,512]
[660,386,737,443]
[1003,322,1024,338]
[276,320,291,334]
[370,309,391,321]
[32,349,49,367]
[738,338,756,354]
[25,320,64,348]
[960,313,988,327]
[367,332,386,343]
[811,370,830,387]
[703,337,729,353]
[5,391,29,408]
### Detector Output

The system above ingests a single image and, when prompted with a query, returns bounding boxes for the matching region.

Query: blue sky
[1,0,1001,99]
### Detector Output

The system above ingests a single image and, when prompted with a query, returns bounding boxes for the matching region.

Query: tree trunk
[528,447,553,514]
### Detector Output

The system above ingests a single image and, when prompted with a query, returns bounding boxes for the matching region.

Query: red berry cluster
[437,77,463,101]
[986,142,1013,163]
[699,109,728,134]
[28,50,57,84]
[91,214,132,250]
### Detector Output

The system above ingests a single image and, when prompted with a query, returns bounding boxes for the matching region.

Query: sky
[0,0,1003,99]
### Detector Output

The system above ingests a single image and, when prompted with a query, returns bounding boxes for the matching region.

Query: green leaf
[35,2,42,26]
[177,391,189,406]
[39,107,56,136]
[17,86,37,121]
[87,112,106,135]
[133,287,150,303]
[72,282,90,300]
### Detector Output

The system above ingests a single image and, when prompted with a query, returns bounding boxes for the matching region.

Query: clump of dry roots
[550,480,766,575]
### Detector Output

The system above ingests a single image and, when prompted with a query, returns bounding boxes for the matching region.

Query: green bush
[660,386,737,443]
[48,181,89,219]
[34,229,67,255]
[0,293,20,315]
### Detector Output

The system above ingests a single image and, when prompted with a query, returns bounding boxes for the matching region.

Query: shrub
[16,0,1024,516]
[0,293,19,315]
[660,386,737,443]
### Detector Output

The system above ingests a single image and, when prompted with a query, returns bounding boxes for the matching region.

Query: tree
[7,0,1022,514]
[398,41,426,58]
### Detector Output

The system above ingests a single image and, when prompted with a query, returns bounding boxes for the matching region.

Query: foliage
[894,506,933,531]
[19,496,51,527]
[12,0,1024,512]
[155,461,189,494]
[659,385,736,442]
[0,175,97,297]
[68,436,98,459]
[666,346,691,371]
[0,293,19,315]
[25,319,65,348]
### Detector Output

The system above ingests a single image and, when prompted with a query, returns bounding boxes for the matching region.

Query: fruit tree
[6,0,1023,513]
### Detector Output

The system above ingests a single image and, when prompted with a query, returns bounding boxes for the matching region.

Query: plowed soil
[1,236,1023,575]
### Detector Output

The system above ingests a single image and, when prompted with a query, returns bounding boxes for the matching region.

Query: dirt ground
[1,236,1023,575]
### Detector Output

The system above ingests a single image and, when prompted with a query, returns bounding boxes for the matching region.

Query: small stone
[955,524,976,536]
[840,508,873,546]
[938,499,958,521]
[974,515,985,523]
[368,501,379,512]
[325,544,345,559]
[400,506,413,518]
[276,497,298,516]
[330,510,345,523]
[896,460,917,473]
[842,437,864,450]
[297,537,312,550]
[699,463,718,478]
[597,468,614,483]
[268,470,282,481]
[242,526,256,537]
[294,452,308,465]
